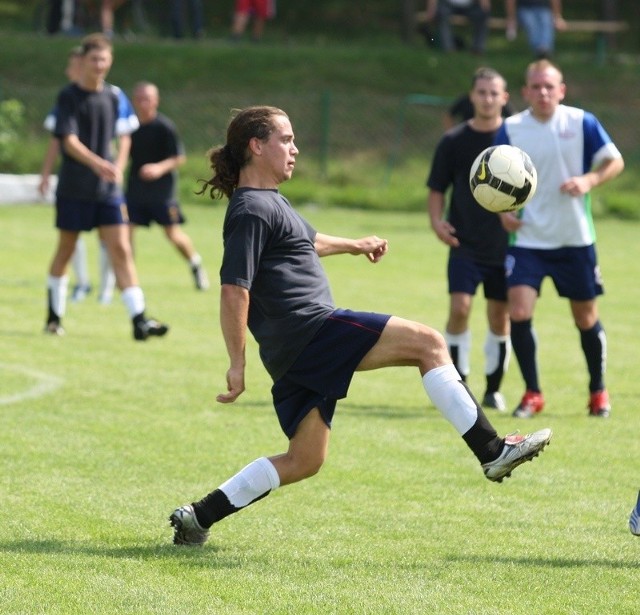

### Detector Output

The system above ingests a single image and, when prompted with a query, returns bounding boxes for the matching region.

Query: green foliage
[0,28,637,217]
[0,98,25,169]
[2,203,640,614]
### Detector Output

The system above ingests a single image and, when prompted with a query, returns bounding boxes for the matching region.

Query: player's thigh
[356,316,448,373]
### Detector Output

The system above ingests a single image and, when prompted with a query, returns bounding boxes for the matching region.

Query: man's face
[81,47,113,84]
[522,67,566,120]
[470,77,508,121]
[133,86,159,123]
[255,115,299,184]
[65,56,82,83]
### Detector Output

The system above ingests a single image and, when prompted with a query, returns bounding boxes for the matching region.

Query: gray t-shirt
[220,188,335,380]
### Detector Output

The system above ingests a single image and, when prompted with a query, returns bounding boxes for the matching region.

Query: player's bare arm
[138,154,186,182]
[217,283,249,404]
[114,134,131,181]
[62,134,121,183]
[314,233,388,262]
[427,190,459,248]
[499,212,523,232]
[560,157,625,197]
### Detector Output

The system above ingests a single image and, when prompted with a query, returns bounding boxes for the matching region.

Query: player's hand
[499,212,522,232]
[216,367,245,404]
[38,177,49,198]
[92,158,121,184]
[139,163,163,181]
[357,235,388,263]
[432,219,459,247]
[560,176,590,197]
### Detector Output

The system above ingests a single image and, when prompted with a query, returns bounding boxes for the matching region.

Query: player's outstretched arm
[314,233,388,263]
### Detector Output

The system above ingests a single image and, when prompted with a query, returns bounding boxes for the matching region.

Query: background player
[495,59,624,418]
[39,45,118,305]
[127,81,209,291]
[427,67,512,412]
[45,33,169,341]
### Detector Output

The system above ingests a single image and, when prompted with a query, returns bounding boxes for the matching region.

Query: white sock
[219,457,280,508]
[189,253,202,267]
[71,237,90,287]
[98,241,116,300]
[422,364,478,435]
[47,274,69,317]
[445,330,471,378]
[121,286,145,318]
[484,331,511,375]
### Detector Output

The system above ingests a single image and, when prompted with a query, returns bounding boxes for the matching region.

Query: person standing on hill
[505,0,567,58]
[494,59,624,418]
[168,105,552,547]
[45,33,169,341]
[427,67,512,412]
[127,81,209,290]
[424,0,491,55]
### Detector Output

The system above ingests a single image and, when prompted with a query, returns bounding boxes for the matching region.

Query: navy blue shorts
[56,196,128,231]
[505,245,604,300]
[127,201,185,227]
[448,254,507,301]
[271,309,391,439]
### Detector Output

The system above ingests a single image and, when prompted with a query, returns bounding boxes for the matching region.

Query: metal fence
[5,79,640,180]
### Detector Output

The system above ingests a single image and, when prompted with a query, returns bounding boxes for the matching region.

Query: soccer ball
[469,145,537,213]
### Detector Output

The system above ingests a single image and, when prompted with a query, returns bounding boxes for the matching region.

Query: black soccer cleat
[133,315,169,341]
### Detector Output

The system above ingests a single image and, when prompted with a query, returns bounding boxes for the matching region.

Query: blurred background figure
[424,0,491,54]
[170,0,204,39]
[443,91,515,129]
[505,0,567,58]
[230,0,276,42]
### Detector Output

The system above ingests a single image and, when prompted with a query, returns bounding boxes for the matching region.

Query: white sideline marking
[0,363,63,405]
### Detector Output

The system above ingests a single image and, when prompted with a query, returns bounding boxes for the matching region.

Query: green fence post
[319,90,331,180]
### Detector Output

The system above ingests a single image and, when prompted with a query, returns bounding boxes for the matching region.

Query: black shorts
[271,309,391,439]
[448,254,507,301]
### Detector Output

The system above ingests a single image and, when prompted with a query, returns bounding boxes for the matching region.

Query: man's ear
[248,136,262,156]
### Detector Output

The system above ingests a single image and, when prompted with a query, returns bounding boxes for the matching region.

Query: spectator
[505,0,567,58]
[170,0,204,39]
[230,0,276,42]
[424,0,491,54]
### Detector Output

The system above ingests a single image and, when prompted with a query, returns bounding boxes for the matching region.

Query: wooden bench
[414,13,629,63]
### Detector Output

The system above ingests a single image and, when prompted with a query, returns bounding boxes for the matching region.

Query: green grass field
[1,201,639,614]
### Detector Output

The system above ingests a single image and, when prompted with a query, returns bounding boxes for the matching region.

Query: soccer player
[39,45,126,306]
[168,105,552,546]
[428,67,512,413]
[494,59,624,417]
[45,33,169,341]
[629,491,640,536]
[126,82,209,291]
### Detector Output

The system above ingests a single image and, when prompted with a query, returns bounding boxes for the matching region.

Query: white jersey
[495,104,622,249]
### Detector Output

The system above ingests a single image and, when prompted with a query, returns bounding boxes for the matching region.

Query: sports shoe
[588,390,611,418]
[169,504,210,546]
[482,428,552,482]
[44,319,65,336]
[133,316,169,341]
[70,284,92,303]
[482,391,506,412]
[512,390,545,418]
[192,264,210,291]
[629,491,640,536]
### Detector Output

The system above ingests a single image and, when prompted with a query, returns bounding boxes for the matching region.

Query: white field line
[0,363,63,405]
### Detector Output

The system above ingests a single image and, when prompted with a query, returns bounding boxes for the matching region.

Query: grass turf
[1,202,639,614]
